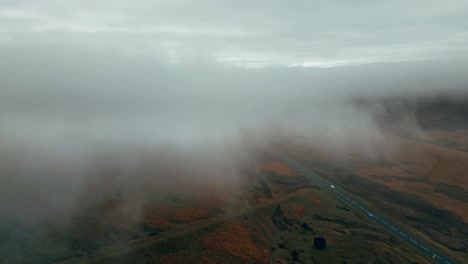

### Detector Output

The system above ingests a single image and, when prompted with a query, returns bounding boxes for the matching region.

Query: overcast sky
[1,0,468,67]
[1,0,467,150]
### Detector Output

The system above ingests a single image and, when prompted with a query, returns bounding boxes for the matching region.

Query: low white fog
[1,0,468,226]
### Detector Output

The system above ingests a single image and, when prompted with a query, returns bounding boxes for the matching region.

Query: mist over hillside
[1,1,468,262]
[1,54,467,227]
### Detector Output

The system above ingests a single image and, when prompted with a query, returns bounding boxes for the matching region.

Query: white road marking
[390,226,397,231]
[421,246,429,251]
[352,201,356,205]
[410,239,418,244]
[399,232,407,237]
[358,206,363,209]
[445,261,450,264]
[382,220,387,225]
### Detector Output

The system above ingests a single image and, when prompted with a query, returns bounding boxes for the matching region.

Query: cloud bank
[2,0,468,66]
[1,0,468,227]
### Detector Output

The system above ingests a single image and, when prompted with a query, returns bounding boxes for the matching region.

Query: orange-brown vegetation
[252,195,270,203]
[193,193,240,207]
[158,255,217,264]
[201,222,270,263]
[426,129,468,151]
[141,205,214,227]
[140,188,244,229]
[307,194,322,205]
[169,208,213,223]
[292,138,468,222]
[356,139,468,222]
[394,140,468,188]
[260,162,298,176]
[291,204,306,218]
[140,205,174,229]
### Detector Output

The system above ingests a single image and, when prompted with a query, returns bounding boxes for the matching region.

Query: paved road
[272,150,458,264]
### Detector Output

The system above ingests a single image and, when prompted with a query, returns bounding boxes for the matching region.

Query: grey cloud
[2,1,468,65]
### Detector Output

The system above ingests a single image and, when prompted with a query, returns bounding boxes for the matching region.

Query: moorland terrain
[1,96,466,264]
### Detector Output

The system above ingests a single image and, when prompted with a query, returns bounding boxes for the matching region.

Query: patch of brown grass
[142,205,214,227]
[140,205,174,229]
[169,208,213,223]
[394,140,468,188]
[292,204,306,218]
[307,194,322,205]
[260,162,298,176]
[426,129,468,151]
[158,255,217,264]
[201,222,270,263]
[355,139,468,222]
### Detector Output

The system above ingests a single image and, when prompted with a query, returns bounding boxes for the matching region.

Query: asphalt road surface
[272,150,458,264]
